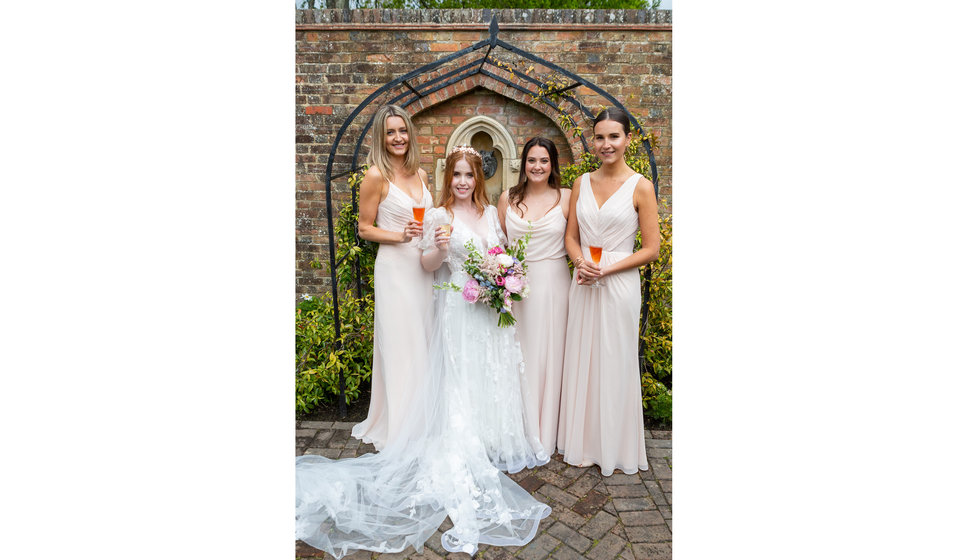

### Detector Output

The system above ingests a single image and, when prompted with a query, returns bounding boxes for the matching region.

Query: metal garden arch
[320,15,659,415]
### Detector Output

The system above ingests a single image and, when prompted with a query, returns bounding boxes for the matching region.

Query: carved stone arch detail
[445,115,518,159]
[435,115,520,203]
[471,73,586,158]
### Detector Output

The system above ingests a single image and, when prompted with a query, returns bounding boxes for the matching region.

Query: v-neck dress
[352,180,434,449]
[505,204,570,457]
[556,172,649,476]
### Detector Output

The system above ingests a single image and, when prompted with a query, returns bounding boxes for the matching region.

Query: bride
[295,145,551,558]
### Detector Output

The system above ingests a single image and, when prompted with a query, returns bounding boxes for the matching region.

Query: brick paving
[296,422,671,560]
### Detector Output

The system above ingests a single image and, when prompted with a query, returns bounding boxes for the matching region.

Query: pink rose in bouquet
[504,275,524,294]
[462,279,481,303]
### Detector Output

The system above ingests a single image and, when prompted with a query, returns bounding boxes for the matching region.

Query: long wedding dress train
[296,206,551,558]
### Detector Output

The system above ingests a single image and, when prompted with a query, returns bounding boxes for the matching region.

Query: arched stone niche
[435,116,520,205]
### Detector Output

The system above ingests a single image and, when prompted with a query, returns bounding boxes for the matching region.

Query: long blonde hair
[366,104,420,182]
[437,148,489,218]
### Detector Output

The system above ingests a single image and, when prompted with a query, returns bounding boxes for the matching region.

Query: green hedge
[295,289,374,414]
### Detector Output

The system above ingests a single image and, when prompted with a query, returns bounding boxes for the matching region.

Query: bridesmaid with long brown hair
[557,108,660,476]
[351,104,434,450]
[496,137,570,457]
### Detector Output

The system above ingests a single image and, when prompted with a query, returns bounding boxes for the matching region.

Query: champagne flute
[409,205,425,247]
[434,217,452,250]
[588,245,603,288]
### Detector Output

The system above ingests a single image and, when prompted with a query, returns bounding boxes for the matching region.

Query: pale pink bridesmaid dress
[351,178,434,449]
[506,204,570,457]
[557,172,648,476]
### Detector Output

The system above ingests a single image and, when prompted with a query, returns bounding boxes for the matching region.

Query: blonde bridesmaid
[557,108,660,476]
[352,104,434,450]
[497,137,570,458]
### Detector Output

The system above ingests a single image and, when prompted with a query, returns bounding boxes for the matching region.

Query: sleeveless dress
[296,206,551,558]
[556,173,649,476]
[505,204,570,457]
[351,177,434,449]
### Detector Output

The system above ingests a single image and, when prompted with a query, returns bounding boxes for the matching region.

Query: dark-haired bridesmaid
[557,108,660,476]
[497,137,570,457]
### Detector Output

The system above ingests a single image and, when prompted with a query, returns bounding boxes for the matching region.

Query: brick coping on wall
[296,8,672,27]
[298,22,671,31]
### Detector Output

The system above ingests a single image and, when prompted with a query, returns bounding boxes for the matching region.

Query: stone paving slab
[296,424,671,559]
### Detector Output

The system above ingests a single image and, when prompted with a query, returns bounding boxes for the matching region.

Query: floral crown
[449,145,480,158]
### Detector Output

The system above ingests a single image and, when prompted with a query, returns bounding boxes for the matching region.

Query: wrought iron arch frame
[319,16,660,415]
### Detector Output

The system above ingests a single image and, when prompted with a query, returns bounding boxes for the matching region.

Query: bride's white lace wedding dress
[295,206,551,558]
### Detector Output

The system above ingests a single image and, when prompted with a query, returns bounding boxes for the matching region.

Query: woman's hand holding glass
[433,221,452,250]
[403,207,425,243]
[575,252,603,286]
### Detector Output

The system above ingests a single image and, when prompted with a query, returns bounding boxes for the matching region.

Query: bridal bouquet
[460,232,531,327]
[436,232,531,328]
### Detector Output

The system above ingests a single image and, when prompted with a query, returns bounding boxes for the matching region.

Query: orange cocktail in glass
[588,246,603,288]
[588,246,603,263]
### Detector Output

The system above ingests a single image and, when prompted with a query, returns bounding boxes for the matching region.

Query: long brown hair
[366,104,421,182]
[508,137,562,217]
[437,147,490,218]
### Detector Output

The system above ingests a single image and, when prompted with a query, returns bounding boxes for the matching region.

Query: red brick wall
[296,9,672,297]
